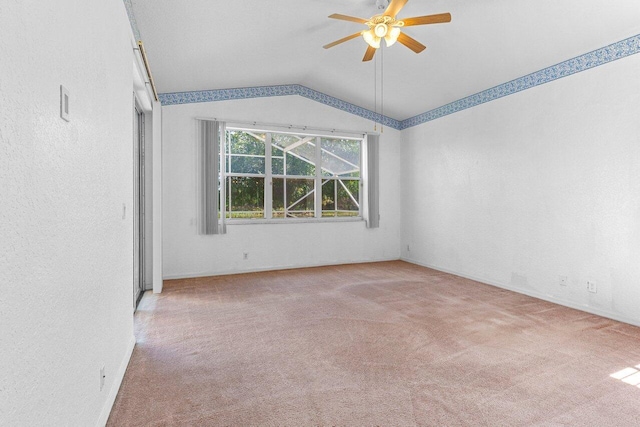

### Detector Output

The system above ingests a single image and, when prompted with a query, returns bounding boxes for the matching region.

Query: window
[222,128,362,221]
[224,130,266,219]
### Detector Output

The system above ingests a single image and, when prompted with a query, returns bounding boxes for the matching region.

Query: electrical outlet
[587,280,597,293]
[559,276,567,286]
[100,366,106,391]
[406,245,410,252]
[243,252,248,260]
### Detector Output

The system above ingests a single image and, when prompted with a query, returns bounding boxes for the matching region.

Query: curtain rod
[194,117,370,138]
[137,41,159,102]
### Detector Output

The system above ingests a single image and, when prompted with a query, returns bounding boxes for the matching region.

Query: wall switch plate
[60,85,70,122]
[587,281,597,293]
[559,276,568,286]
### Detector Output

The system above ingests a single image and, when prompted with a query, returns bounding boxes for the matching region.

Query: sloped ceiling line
[157,34,640,131]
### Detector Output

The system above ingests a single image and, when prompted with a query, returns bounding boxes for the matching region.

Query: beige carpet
[108,261,640,426]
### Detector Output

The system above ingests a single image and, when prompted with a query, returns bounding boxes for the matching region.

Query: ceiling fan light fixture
[374,23,388,38]
[384,26,401,47]
[362,29,381,49]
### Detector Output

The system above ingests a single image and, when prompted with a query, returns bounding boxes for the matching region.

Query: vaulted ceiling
[130,0,640,119]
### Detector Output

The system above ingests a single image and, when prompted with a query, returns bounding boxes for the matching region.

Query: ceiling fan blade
[328,13,369,24]
[362,45,377,62]
[384,0,408,17]
[397,32,426,53]
[323,32,362,49]
[402,13,452,26]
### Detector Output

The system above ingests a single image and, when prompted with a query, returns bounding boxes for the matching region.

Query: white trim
[162,257,400,280]
[225,216,363,225]
[401,257,640,328]
[96,335,136,427]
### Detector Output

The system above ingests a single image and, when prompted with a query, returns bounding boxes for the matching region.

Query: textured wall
[401,54,640,325]
[162,96,401,279]
[0,0,136,425]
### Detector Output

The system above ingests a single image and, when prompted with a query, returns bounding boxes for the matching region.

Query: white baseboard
[96,335,136,427]
[401,256,640,328]
[163,257,401,281]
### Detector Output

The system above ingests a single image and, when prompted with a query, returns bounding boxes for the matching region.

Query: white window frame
[221,126,364,224]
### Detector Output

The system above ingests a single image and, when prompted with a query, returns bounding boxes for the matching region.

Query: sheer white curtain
[199,119,226,235]
[362,133,380,229]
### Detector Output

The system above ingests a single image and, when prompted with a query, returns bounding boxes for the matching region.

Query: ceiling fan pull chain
[374,51,377,131]
[381,46,384,134]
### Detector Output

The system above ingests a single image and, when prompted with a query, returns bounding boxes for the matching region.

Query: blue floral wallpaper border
[158,34,639,131]
[122,0,141,41]
[123,2,638,129]
[159,85,402,130]
[399,34,640,130]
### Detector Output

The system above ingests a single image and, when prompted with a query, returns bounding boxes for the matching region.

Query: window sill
[224,217,364,226]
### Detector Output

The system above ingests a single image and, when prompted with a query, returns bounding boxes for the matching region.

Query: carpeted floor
[108,261,640,426]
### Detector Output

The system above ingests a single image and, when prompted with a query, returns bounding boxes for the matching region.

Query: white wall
[162,97,401,278]
[0,1,136,425]
[401,54,640,325]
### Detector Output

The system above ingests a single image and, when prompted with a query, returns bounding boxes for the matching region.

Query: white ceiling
[131,0,640,119]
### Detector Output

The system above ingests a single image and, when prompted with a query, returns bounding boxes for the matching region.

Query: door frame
[133,99,146,310]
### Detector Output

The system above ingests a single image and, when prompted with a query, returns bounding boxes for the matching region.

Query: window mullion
[283,149,287,218]
[334,177,338,217]
[359,139,363,217]
[220,126,227,223]
[264,133,272,219]
[315,136,322,218]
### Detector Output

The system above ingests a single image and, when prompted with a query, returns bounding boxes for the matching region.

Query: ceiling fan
[323,0,451,62]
